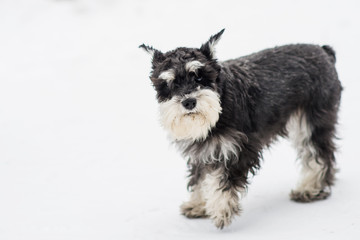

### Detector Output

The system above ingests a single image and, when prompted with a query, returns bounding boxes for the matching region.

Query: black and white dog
[140,29,342,229]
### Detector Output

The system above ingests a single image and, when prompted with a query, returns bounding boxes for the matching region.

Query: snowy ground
[0,0,359,239]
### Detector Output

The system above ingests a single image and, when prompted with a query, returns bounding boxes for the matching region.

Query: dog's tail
[322,45,336,64]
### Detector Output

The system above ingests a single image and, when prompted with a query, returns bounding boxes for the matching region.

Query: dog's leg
[288,110,337,202]
[180,183,208,218]
[200,168,242,229]
[181,163,208,218]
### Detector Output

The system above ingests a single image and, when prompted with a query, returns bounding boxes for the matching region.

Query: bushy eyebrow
[158,69,175,82]
[185,61,204,73]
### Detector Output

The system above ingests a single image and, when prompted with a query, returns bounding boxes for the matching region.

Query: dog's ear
[139,44,165,66]
[200,29,225,59]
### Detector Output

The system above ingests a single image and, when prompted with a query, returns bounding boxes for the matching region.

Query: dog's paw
[210,207,239,229]
[208,203,241,229]
[290,188,331,202]
[180,201,208,218]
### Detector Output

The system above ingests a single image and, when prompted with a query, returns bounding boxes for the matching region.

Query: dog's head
[140,29,225,142]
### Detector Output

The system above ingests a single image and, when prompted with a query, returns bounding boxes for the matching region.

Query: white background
[0,0,359,239]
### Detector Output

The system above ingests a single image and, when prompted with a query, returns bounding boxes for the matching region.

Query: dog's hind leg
[287,110,337,202]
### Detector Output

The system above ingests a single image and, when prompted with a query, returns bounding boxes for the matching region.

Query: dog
[140,29,342,229]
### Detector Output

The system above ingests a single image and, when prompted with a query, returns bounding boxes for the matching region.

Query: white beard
[159,89,222,141]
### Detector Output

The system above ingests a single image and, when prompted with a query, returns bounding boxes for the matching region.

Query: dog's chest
[175,130,245,163]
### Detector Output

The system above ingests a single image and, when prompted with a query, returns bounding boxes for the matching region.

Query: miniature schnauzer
[140,29,342,229]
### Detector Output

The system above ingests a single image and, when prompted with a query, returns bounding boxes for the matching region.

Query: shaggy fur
[140,29,342,229]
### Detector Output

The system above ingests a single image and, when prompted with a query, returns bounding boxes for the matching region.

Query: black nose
[181,98,197,110]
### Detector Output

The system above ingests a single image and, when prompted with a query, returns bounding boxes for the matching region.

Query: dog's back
[220,44,341,141]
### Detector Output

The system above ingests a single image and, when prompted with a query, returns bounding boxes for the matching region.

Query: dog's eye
[189,71,203,83]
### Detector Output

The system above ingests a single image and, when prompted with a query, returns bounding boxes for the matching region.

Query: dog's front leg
[201,168,241,229]
[180,182,208,218]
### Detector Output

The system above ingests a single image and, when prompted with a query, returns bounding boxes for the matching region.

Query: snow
[0,0,359,239]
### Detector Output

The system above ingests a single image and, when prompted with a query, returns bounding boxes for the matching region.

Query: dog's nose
[182,98,197,110]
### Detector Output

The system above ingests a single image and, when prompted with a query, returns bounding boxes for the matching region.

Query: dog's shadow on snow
[226,191,323,233]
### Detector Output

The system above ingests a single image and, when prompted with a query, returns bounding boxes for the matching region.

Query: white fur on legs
[287,111,329,202]
[180,184,207,218]
[292,157,329,198]
[200,169,241,229]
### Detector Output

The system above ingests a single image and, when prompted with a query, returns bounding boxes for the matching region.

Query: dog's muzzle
[159,89,222,141]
